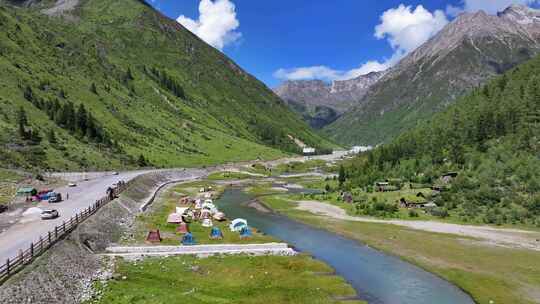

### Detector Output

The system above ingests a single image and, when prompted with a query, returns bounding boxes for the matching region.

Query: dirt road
[296,200,540,251]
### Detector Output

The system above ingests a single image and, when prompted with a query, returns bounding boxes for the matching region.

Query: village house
[303,147,316,155]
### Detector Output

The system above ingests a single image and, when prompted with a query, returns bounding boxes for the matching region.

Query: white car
[68,183,77,187]
[41,209,59,220]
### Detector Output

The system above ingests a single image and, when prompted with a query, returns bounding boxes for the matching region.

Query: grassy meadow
[89,255,364,304]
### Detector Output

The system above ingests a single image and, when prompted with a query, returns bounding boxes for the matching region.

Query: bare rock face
[326,4,540,145]
[42,0,80,17]
[274,71,386,128]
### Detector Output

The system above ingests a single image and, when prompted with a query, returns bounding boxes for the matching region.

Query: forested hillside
[343,54,540,226]
[0,0,333,171]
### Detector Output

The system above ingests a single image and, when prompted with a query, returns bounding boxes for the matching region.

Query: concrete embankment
[104,243,296,259]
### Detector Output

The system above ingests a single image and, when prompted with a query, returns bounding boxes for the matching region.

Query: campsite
[134,181,276,246]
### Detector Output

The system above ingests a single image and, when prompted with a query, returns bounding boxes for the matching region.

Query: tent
[146,230,162,243]
[202,202,218,213]
[177,222,189,234]
[179,197,191,205]
[200,209,212,219]
[194,200,203,209]
[167,213,184,224]
[202,218,213,228]
[16,187,37,197]
[176,207,189,214]
[182,232,196,245]
[230,218,248,232]
[213,212,226,221]
[239,226,252,238]
[182,211,194,223]
[210,227,223,239]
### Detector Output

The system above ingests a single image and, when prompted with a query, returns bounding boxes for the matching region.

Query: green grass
[247,163,272,176]
[90,255,364,304]
[0,1,335,171]
[274,160,328,175]
[207,171,255,181]
[257,194,540,304]
[0,169,25,205]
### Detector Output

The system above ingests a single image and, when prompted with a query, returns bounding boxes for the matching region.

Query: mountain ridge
[274,71,385,128]
[324,4,540,145]
[0,0,334,170]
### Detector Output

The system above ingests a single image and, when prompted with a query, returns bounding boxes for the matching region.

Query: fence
[0,181,130,284]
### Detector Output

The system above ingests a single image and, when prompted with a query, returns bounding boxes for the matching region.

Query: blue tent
[182,232,197,246]
[239,226,252,238]
[210,227,223,239]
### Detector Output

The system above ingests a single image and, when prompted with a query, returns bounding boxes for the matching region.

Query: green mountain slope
[343,53,540,226]
[0,0,334,171]
[325,7,540,146]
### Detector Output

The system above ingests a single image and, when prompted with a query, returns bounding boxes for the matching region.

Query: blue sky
[147,0,540,87]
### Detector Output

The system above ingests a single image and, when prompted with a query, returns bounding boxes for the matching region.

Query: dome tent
[210,227,223,239]
[229,218,248,232]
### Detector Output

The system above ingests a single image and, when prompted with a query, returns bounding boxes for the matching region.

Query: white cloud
[273,61,393,82]
[375,5,449,57]
[446,0,539,16]
[177,0,241,50]
[274,66,341,82]
[274,5,448,82]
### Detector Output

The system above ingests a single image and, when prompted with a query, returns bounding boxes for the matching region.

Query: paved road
[0,151,348,263]
[0,169,203,263]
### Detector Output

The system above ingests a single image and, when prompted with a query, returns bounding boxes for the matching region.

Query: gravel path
[296,200,540,251]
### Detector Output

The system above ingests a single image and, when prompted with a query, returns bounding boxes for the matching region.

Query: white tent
[229,218,248,232]
[202,202,218,213]
[202,218,213,228]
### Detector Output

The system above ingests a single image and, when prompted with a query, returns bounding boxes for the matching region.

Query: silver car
[41,209,59,220]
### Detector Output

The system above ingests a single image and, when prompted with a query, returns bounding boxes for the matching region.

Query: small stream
[218,188,474,304]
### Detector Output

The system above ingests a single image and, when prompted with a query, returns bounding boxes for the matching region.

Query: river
[217,188,475,304]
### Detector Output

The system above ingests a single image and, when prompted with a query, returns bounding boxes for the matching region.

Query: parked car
[48,193,62,203]
[41,209,59,220]
[112,171,119,175]
[68,183,77,187]
[0,205,7,214]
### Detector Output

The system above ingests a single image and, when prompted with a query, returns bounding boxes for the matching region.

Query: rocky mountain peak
[330,71,386,94]
[395,5,540,70]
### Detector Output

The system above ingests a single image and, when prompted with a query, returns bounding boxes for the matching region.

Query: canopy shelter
[230,218,248,232]
[16,187,37,196]
[167,213,184,224]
